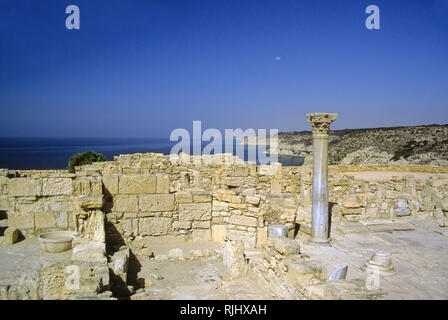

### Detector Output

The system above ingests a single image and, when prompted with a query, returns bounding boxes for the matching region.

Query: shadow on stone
[102,185,114,214]
[126,250,142,291]
[0,210,7,220]
[329,201,337,236]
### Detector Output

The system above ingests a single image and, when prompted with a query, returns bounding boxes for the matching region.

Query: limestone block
[172,220,192,230]
[0,195,11,211]
[269,238,300,256]
[223,177,246,187]
[344,214,361,222]
[341,195,363,208]
[212,200,228,211]
[3,227,20,245]
[222,241,246,281]
[139,217,172,236]
[284,259,327,281]
[259,165,275,175]
[35,212,56,229]
[89,177,103,196]
[43,178,72,196]
[168,248,184,260]
[139,194,175,212]
[271,179,282,194]
[54,211,69,229]
[440,198,448,212]
[233,165,249,176]
[245,195,261,206]
[119,175,156,194]
[176,191,193,204]
[44,200,73,213]
[112,248,130,275]
[102,175,119,194]
[76,195,104,210]
[178,203,211,221]
[335,225,370,234]
[73,177,102,196]
[72,242,106,263]
[230,215,257,227]
[118,219,133,235]
[225,229,256,248]
[228,203,247,210]
[156,174,170,194]
[91,211,106,243]
[341,207,363,216]
[256,227,267,247]
[192,221,211,229]
[8,211,35,229]
[192,191,212,203]
[114,195,138,212]
[192,229,211,241]
[7,178,42,197]
[211,225,226,242]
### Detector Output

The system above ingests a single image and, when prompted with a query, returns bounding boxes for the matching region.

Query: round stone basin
[38,231,74,253]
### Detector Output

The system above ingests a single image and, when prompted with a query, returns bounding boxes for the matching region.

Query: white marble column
[306,113,338,243]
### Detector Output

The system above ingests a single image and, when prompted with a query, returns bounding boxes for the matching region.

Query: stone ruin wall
[2,153,448,248]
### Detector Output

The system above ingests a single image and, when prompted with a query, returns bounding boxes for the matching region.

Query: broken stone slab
[341,195,363,208]
[328,265,348,281]
[298,223,312,236]
[112,248,130,275]
[168,248,184,260]
[3,227,20,245]
[335,225,369,234]
[222,241,246,281]
[440,198,448,212]
[283,259,328,281]
[368,223,415,233]
[72,242,106,263]
[335,223,415,234]
[324,279,387,300]
[76,195,104,210]
[268,237,301,256]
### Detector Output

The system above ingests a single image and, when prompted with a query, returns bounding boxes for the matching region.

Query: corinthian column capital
[307,113,338,136]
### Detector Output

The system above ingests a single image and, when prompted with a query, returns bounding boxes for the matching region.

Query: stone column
[306,113,338,243]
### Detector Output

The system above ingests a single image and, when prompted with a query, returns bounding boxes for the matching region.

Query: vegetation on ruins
[67,150,106,173]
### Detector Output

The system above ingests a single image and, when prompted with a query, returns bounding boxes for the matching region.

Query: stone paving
[300,219,448,299]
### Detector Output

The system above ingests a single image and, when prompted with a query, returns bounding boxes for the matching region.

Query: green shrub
[67,151,106,173]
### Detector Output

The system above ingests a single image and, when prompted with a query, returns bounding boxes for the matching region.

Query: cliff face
[275,124,448,166]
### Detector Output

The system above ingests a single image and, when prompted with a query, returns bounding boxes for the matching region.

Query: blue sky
[0,0,447,138]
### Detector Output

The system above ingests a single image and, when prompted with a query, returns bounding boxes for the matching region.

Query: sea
[0,137,304,170]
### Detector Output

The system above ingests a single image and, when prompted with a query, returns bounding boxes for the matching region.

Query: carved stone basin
[38,231,74,253]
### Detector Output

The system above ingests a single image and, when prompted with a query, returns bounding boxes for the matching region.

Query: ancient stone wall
[292,166,448,227]
[0,168,104,236]
[88,153,292,248]
[2,154,448,248]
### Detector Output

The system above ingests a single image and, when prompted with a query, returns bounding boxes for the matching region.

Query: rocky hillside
[273,124,448,166]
